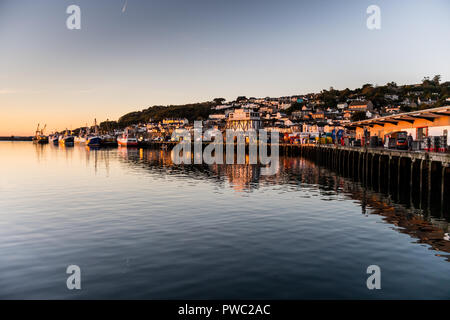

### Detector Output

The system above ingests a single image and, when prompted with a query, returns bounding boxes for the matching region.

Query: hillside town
[26,77,449,152]
[105,77,450,151]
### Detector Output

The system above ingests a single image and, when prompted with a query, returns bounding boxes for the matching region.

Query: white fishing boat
[117,128,138,147]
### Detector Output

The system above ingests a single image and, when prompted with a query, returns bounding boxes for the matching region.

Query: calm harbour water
[0,141,449,299]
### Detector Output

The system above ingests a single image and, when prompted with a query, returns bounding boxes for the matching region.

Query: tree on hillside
[387,81,397,88]
[213,98,226,105]
[338,88,351,102]
[400,105,412,112]
[351,111,367,122]
[422,76,433,86]
[117,102,215,127]
[285,102,305,115]
[361,83,374,95]
[432,75,441,86]
[100,120,119,132]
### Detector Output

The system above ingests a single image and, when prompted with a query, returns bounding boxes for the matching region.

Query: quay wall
[0,136,33,141]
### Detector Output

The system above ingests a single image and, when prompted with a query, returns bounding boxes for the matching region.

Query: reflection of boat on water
[32,124,49,144]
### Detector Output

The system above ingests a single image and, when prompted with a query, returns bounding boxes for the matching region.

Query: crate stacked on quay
[424,137,432,152]
[438,135,447,153]
[424,136,448,152]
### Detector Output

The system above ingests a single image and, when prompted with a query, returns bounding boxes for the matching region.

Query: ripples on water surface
[0,142,449,299]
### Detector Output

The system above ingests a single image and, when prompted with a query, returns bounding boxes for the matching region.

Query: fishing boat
[75,135,87,144]
[32,124,49,144]
[32,135,49,144]
[75,123,90,144]
[117,129,138,147]
[101,134,117,147]
[99,119,118,147]
[62,136,75,145]
[59,130,75,146]
[87,136,102,147]
[86,119,102,147]
[49,133,59,145]
[118,135,138,147]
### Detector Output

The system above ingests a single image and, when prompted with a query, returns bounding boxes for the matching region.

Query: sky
[0,0,449,135]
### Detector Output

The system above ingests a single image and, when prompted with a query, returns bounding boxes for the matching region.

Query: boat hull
[100,135,117,147]
[118,138,138,147]
[32,137,49,144]
[87,137,102,147]
[60,136,75,146]
[75,137,87,144]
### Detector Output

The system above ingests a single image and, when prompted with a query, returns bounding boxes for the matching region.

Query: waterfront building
[349,106,450,145]
[226,108,262,131]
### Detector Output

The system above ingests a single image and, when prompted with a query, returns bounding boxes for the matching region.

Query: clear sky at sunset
[1,0,449,135]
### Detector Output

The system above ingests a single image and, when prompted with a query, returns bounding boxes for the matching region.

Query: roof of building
[347,106,450,127]
[349,100,371,106]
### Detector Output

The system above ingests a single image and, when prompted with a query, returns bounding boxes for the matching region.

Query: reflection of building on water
[225,164,261,191]
[117,147,175,168]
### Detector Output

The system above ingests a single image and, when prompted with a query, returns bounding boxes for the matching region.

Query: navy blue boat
[87,136,102,147]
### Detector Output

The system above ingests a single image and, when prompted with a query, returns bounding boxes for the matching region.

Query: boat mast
[94,118,99,136]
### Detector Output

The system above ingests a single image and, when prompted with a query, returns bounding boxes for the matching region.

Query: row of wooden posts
[292,144,449,215]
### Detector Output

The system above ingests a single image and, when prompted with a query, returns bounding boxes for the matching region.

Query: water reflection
[0,142,447,299]
[111,147,450,261]
[33,144,450,258]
